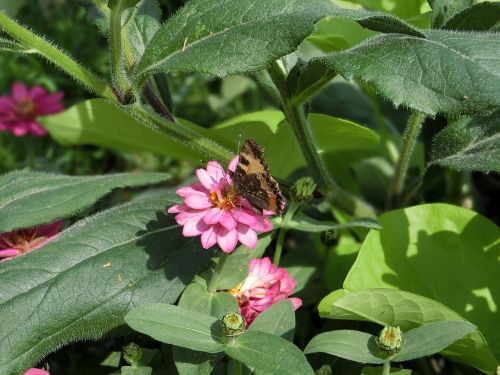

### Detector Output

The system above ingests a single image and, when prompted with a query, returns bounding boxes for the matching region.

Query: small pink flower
[0,82,64,137]
[0,220,64,261]
[168,158,276,253]
[23,369,50,375]
[228,257,302,326]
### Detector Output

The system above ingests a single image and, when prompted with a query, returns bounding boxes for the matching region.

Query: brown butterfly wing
[233,139,285,215]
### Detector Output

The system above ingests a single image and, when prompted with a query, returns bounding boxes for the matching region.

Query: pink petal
[167,203,187,214]
[0,96,14,113]
[216,226,239,253]
[12,82,28,101]
[232,208,258,227]
[196,168,214,190]
[28,85,48,100]
[185,194,212,209]
[228,156,239,172]
[10,123,29,136]
[28,122,47,137]
[206,161,224,181]
[219,211,237,231]
[203,207,224,225]
[200,225,217,249]
[0,249,20,258]
[39,220,64,238]
[23,369,50,375]
[175,209,207,225]
[176,183,207,197]
[252,216,273,232]
[182,213,207,237]
[290,297,302,310]
[237,224,257,249]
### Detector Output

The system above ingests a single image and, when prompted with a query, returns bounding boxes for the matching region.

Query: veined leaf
[0,198,213,374]
[318,29,500,116]
[0,170,169,232]
[249,301,296,341]
[125,304,227,353]
[284,213,381,233]
[428,0,473,28]
[137,0,423,79]
[431,110,500,173]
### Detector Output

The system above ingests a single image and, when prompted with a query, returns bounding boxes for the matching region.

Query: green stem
[233,359,243,375]
[267,61,375,218]
[273,202,299,266]
[0,11,116,101]
[387,112,426,208]
[109,0,131,98]
[382,360,391,375]
[208,252,229,293]
[131,104,234,163]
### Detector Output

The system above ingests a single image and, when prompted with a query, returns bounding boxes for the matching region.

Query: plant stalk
[382,360,391,375]
[109,0,131,99]
[267,61,375,218]
[208,252,229,293]
[387,111,426,208]
[273,202,299,266]
[0,11,116,101]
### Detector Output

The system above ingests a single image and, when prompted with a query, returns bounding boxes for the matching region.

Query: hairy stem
[267,61,375,218]
[382,360,391,375]
[387,111,426,208]
[273,202,299,266]
[109,0,131,99]
[208,252,229,293]
[0,11,116,101]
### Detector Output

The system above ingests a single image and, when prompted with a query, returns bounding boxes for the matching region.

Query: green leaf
[344,204,500,362]
[428,0,473,28]
[123,0,161,62]
[137,0,423,79]
[121,367,152,375]
[442,2,500,31]
[431,110,500,173]
[40,99,202,163]
[179,280,238,318]
[249,301,296,341]
[361,367,411,375]
[0,198,213,375]
[304,330,385,364]
[318,30,500,116]
[318,289,497,373]
[393,321,476,362]
[285,213,381,233]
[125,304,227,353]
[0,170,168,231]
[225,331,314,375]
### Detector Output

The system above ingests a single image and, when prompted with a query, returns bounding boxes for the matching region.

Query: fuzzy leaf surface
[442,2,500,31]
[137,0,423,78]
[431,110,500,173]
[0,198,212,375]
[318,30,500,116]
[0,170,169,231]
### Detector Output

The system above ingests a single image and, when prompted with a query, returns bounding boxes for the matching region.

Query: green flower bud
[123,342,142,366]
[315,365,332,375]
[221,312,245,337]
[321,229,338,245]
[291,177,317,204]
[376,326,403,356]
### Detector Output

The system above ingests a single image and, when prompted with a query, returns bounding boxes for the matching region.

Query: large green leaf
[338,203,500,371]
[431,110,500,173]
[125,304,227,353]
[0,198,213,375]
[225,331,314,375]
[137,0,423,79]
[428,0,472,28]
[318,29,500,116]
[41,99,202,163]
[442,2,500,31]
[0,170,169,231]
[249,301,296,341]
[318,289,497,373]
[285,213,381,233]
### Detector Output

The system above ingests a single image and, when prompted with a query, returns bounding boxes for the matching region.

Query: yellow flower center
[210,186,240,211]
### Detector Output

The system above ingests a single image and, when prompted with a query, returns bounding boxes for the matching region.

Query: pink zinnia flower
[0,220,64,261]
[23,369,50,375]
[168,158,275,253]
[0,82,64,137]
[228,257,302,326]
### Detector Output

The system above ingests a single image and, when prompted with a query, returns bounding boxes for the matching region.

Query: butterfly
[231,139,285,215]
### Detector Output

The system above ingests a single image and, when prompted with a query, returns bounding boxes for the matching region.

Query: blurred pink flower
[168,158,274,253]
[229,257,302,326]
[0,82,64,137]
[0,220,64,261]
[23,368,50,375]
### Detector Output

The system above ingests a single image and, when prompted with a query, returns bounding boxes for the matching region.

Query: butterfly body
[232,139,285,215]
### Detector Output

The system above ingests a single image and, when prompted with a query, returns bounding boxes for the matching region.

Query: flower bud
[321,229,338,245]
[123,342,142,366]
[221,312,245,337]
[376,326,403,356]
[291,177,317,204]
